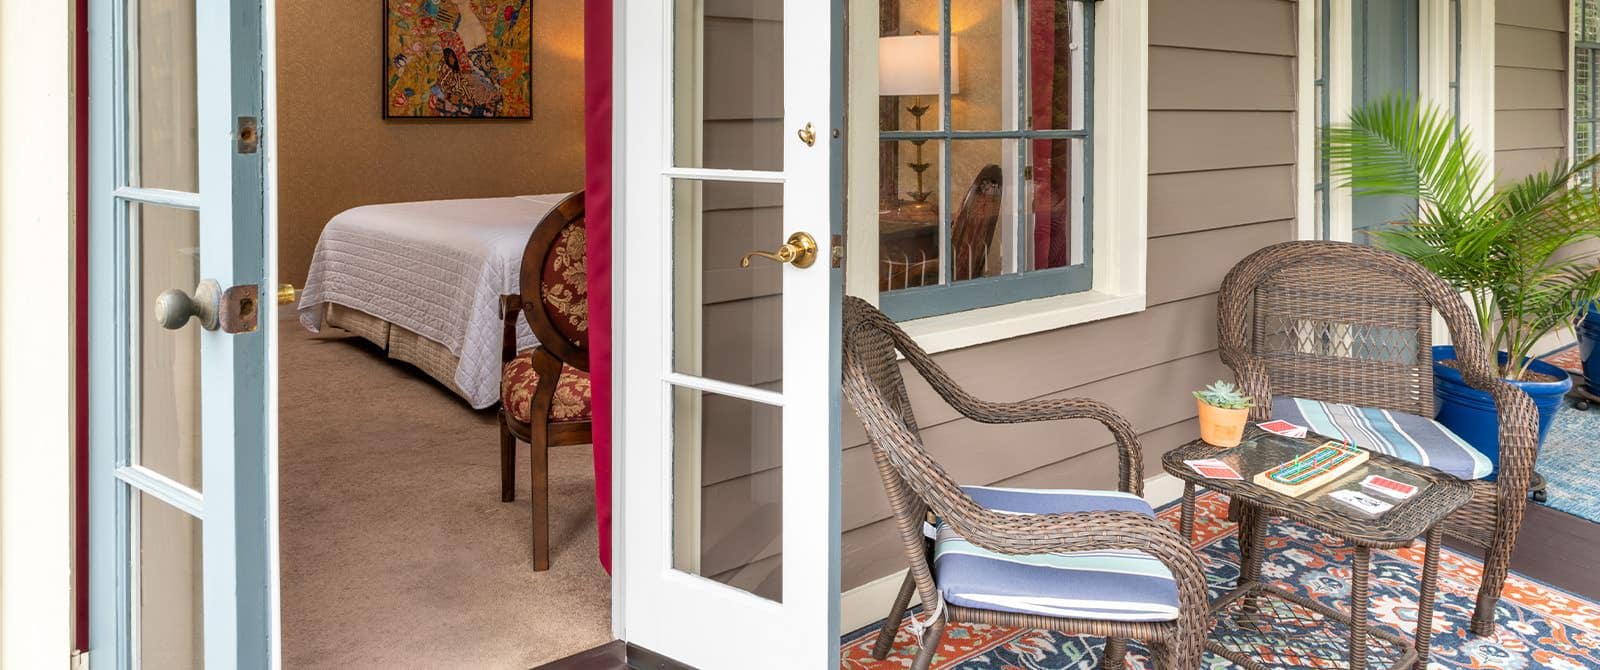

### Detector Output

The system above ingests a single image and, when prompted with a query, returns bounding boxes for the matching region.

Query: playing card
[1258,420,1308,438]
[1361,474,1418,500]
[1330,489,1394,514]
[1184,458,1243,480]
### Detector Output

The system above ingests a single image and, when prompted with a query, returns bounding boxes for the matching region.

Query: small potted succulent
[1194,380,1255,448]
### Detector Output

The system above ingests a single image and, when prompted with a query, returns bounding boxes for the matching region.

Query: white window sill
[899,290,1146,354]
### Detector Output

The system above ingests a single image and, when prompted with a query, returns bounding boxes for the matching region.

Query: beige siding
[829,0,1301,592]
[1496,0,1569,183]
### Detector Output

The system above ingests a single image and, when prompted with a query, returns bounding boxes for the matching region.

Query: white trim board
[837,471,1187,635]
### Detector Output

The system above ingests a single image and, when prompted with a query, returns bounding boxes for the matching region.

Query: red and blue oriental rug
[841,493,1600,669]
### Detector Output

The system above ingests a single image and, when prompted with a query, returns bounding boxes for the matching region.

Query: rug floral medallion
[840,493,1600,669]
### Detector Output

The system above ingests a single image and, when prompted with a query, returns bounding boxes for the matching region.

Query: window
[1577,0,1600,185]
[876,0,1092,321]
[1310,0,1461,243]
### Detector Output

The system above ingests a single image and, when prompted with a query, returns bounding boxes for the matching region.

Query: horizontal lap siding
[1496,0,1568,184]
[821,0,1301,592]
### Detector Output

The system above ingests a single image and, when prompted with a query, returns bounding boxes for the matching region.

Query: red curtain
[1029,0,1072,270]
[583,0,614,572]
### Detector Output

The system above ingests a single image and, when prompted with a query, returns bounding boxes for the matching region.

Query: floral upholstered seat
[500,353,592,423]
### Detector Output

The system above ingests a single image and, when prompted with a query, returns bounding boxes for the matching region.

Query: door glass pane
[673,0,784,170]
[1351,0,1419,243]
[671,386,783,602]
[129,0,199,192]
[671,180,783,391]
[137,492,204,669]
[134,203,203,491]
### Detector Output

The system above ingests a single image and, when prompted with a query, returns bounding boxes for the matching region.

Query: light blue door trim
[88,0,272,667]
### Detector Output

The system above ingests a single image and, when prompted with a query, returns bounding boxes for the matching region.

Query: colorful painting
[383,0,532,119]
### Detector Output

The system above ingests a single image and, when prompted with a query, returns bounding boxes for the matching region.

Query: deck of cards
[1361,474,1419,500]
[1185,458,1243,480]
[1330,489,1394,515]
[1258,420,1309,438]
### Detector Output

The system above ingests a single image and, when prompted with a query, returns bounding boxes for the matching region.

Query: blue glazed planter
[1432,345,1572,479]
[1581,303,1600,395]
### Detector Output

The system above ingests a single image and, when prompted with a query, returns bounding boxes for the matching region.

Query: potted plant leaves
[1195,380,1255,448]
[1325,96,1600,470]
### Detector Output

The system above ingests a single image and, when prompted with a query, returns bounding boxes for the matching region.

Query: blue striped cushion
[931,486,1180,622]
[1272,396,1494,480]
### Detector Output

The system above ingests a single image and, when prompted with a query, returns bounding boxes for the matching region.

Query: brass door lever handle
[740,232,819,269]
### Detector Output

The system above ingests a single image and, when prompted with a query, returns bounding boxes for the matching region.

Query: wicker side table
[1163,427,1473,670]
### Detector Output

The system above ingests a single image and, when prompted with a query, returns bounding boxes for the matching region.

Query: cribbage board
[1251,440,1369,497]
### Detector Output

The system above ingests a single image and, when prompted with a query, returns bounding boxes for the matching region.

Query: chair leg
[530,422,551,572]
[872,571,917,660]
[909,618,945,670]
[499,417,516,503]
[1472,544,1509,636]
[1100,637,1127,669]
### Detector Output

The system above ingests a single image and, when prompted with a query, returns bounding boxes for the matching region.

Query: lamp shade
[879,34,958,97]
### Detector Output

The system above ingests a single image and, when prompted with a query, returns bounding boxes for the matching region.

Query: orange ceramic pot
[1197,400,1249,448]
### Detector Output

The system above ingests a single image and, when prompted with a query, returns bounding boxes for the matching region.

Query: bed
[297,193,574,408]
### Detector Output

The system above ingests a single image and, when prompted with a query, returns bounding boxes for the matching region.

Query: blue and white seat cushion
[930,486,1180,622]
[1271,396,1494,480]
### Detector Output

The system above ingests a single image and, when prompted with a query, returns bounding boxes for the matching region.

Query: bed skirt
[323,303,473,403]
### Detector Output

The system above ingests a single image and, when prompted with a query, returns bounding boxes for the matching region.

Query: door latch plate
[237,116,260,154]
[219,284,260,334]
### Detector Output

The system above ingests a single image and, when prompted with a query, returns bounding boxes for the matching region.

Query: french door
[88,0,274,668]
[618,0,844,667]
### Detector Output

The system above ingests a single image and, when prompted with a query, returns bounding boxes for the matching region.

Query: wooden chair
[881,164,1004,290]
[841,296,1209,669]
[1218,240,1540,636]
[499,191,592,572]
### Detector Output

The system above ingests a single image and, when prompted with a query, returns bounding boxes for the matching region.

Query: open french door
[87,0,274,668]
[617,0,844,667]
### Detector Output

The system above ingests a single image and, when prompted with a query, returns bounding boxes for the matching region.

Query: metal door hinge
[237,116,259,154]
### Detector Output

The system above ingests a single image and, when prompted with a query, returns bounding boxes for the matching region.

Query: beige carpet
[279,325,611,669]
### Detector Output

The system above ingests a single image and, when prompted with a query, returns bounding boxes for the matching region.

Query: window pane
[673,0,783,170]
[130,0,199,192]
[134,203,202,491]
[1029,0,1086,131]
[671,180,783,390]
[880,139,944,291]
[137,493,203,670]
[949,140,1008,283]
[1027,139,1084,270]
[1578,50,1593,122]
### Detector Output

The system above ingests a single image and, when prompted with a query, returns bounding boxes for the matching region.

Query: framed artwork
[383,0,533,119]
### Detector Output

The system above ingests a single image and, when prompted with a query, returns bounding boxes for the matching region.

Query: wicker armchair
[841,296,1208,669]
[1218,240,1539,636]
[498,192,592,572]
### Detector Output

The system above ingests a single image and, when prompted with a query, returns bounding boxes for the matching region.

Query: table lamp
[880,33,958,206]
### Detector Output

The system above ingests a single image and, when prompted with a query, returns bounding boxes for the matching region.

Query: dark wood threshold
[530,641,698,670]
[1446,501,1600,601]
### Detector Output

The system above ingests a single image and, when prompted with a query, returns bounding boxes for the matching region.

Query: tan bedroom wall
[275,1,587,286]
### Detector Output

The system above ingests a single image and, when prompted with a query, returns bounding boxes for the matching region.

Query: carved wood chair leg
[530,421,551,572]
[908,618,945,670]
[499,416,516,503]
[872,571,918,660]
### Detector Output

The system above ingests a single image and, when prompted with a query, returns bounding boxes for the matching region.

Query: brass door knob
[740,232,819,269]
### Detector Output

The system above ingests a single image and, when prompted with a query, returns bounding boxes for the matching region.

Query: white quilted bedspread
[298,194,573,408]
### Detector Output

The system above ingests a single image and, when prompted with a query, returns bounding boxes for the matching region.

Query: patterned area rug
[1533,346,1600,523]
[841,493,1600,669]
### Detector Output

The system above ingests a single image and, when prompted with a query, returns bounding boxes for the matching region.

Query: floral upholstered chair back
[519,192,590,371]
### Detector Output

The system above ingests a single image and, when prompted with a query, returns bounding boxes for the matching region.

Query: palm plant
[1324,96,1600,381]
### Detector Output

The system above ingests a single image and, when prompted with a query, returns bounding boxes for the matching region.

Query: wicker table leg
[1180,482,1197,543]
[1237,503,1266,586]
[1413,526,1443,670]
[1349,546,1373,670]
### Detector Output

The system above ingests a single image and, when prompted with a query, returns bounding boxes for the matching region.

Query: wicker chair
[841,296,1209,669]
[498,192,592,572]
[1217,240,1539,636]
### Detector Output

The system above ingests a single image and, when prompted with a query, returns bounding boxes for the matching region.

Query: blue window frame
[878,0,1094,321]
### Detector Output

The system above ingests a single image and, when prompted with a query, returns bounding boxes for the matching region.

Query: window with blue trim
[1577,0,1600,186]
[877,0,1092,321]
